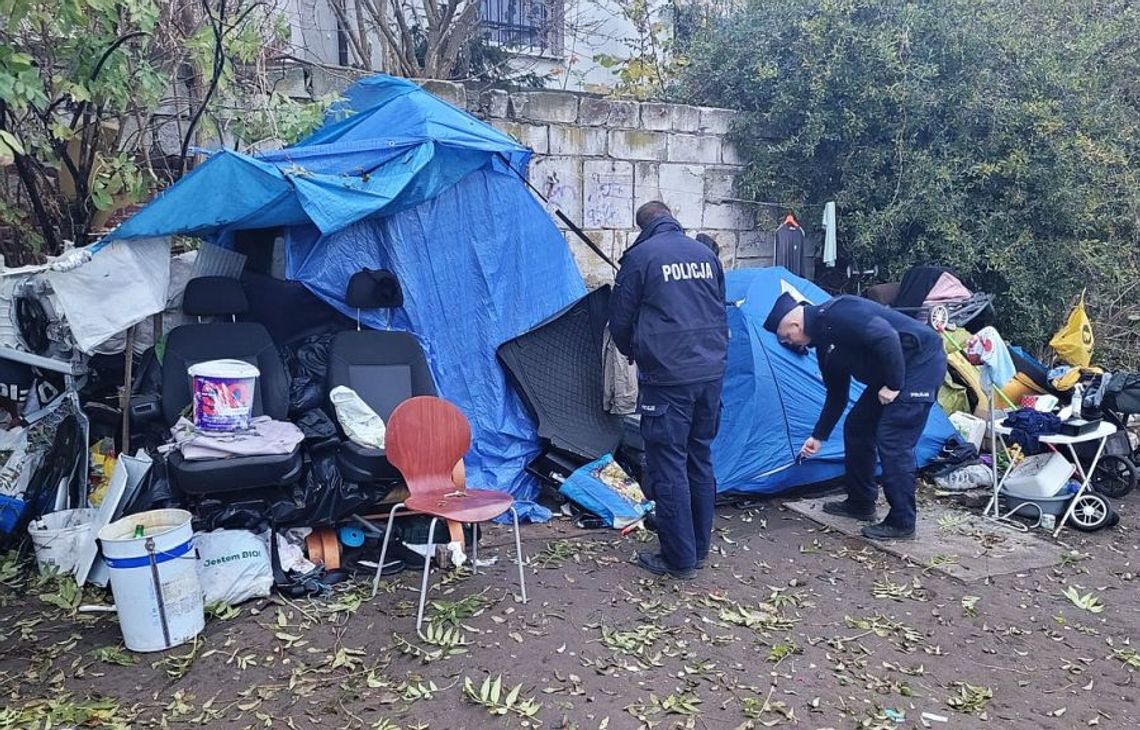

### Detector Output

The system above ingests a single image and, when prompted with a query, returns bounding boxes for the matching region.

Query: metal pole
[120,325,136,453]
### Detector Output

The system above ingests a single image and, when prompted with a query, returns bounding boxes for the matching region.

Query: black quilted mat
[498,286,622,460]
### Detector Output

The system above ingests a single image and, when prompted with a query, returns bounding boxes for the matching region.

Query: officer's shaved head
[636,201,673,230]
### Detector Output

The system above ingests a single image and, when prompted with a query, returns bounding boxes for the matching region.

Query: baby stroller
[887,266,995,331]
[1079,373,1140,498]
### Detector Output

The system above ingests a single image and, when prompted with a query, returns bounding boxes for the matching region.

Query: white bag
[330,386,386,450]
[195,530,273,606]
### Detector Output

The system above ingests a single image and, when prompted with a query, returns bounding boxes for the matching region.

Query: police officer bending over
[610,201,728,579]
[764,292,948,540]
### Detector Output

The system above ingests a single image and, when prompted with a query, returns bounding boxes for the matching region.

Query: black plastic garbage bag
[295,408,338,441]
[286,438,371,526]
[281,333,335,415]
[120,454,178,516]
[289,376,324,415]
[296,334,333,380]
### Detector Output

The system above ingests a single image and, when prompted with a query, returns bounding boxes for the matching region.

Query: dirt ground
[3,490,1140,730]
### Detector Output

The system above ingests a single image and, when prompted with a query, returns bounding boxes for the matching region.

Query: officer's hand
[878,387,900,405]
[799,437,822,459]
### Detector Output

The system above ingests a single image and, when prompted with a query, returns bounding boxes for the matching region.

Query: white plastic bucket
[187,359,259,432]
[28,508,96,575]
[97,509,204,653]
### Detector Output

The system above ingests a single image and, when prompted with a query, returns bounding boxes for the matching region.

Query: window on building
[480,0,563,56]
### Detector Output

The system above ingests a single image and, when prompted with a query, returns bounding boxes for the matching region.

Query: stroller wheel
[1068,493,1113,532]
[1091,455,1137,499]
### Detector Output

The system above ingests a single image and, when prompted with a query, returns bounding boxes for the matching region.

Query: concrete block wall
[416,80,774,288]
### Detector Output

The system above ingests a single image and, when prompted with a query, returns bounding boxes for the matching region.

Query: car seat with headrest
[327,269,435,487]
[163,276,303,496]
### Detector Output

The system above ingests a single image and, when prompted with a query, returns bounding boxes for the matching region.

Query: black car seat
[327,269,436,487]
[164,276,303,496]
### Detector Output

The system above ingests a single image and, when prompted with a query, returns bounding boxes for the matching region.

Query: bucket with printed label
[28,508,96,575]
[187,359,259,432]
[98,508,204,653]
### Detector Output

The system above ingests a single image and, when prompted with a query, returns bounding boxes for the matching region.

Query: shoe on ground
[861,522,916,541]
[636,552,696,580]
[822,500,877,521]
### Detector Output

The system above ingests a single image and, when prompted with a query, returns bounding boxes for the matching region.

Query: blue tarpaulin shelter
[713,267,957,495]
[105,75,586,520]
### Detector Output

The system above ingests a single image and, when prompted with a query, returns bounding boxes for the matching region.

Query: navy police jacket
[609,216,728,386]
[806,296,947,440]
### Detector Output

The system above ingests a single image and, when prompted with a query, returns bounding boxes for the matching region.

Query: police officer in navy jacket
[610,201,728,579]
[764,291,947,540]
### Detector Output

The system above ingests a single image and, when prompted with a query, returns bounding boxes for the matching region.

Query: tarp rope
[496,153,618,271]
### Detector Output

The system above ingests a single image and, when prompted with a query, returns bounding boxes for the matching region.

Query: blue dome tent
[104,75,586,520]
[712,267,957,495]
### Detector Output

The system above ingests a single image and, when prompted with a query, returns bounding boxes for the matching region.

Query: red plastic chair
[370,396,527,633]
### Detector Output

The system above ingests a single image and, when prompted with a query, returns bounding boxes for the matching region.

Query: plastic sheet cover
[715,267,957,495]
[288,169,585,520]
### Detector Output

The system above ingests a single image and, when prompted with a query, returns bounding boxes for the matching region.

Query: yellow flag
[1049,293,1094,368]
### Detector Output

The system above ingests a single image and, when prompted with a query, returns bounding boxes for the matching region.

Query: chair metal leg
[415,517,439,636]
[509,506,527,604]
[470,524,477,575]
[371,503,405,598]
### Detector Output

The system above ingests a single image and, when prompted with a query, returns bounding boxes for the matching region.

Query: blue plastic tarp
[713,267,956,495]
[105,76,530,242]
[288,169,585,521]
[100,75,584,520]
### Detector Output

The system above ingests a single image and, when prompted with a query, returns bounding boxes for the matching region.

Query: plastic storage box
[1003,452,1074,498]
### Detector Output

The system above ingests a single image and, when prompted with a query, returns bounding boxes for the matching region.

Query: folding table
[988,420,1118,538]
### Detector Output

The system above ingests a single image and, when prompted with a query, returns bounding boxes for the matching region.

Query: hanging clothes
[774,214,809,277]
[963,326,1016,391]
[602,325,638,415]
[820,202,837,268]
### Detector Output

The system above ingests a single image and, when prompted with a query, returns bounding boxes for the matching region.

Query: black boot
[861,522,916,541]
[822,500,877,521]
[636,552,696,580]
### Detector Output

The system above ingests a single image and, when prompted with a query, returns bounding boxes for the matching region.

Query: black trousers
[843,389,933,530]
[639,379,723,570]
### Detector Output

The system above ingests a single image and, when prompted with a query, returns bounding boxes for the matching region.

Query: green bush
[674,0,1139,367]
